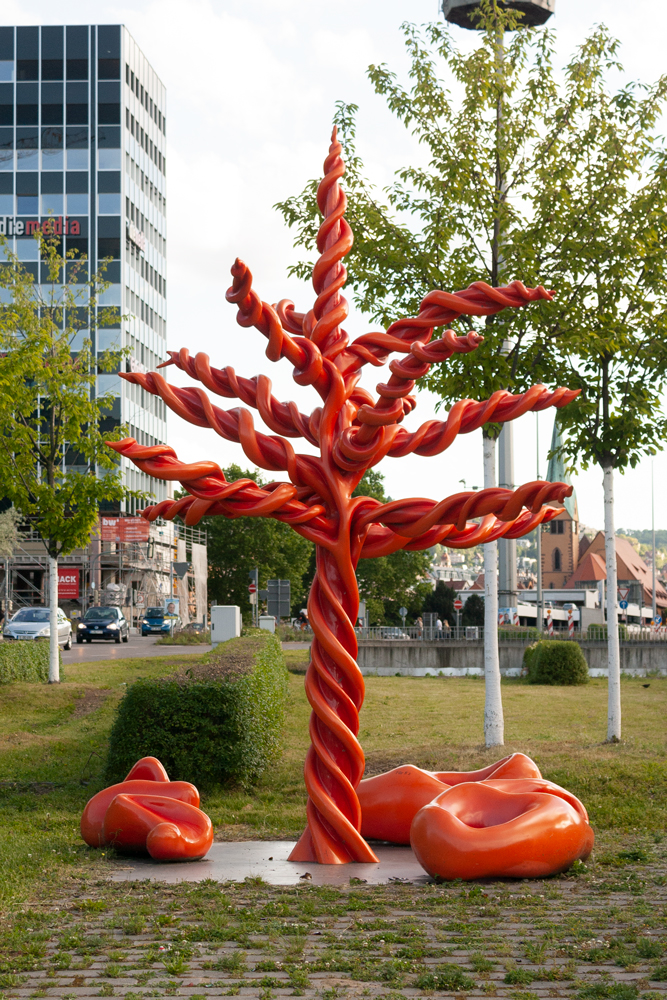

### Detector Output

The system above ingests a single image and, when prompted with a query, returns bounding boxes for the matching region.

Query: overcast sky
[8,0,667,533]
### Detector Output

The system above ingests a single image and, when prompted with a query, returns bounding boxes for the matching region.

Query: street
[62,633,212,663]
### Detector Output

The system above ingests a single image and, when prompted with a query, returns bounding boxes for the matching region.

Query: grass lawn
[0,650,666,998]
[0,650,665,904]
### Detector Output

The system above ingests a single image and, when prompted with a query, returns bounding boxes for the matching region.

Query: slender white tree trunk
[603,463,620,741]
[483,433,503,746]
[48,555,59,684]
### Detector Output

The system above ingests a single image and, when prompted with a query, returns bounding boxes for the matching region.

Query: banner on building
[99,516,150,543]
[58,567,80,599]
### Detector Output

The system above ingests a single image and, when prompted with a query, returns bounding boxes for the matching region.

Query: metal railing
[354,625,667,643]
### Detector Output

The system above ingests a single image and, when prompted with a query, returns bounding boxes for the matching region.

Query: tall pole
[652,461,656,623]
[536,412,542,634]
[442,0,555,623]
[494,23,517,613]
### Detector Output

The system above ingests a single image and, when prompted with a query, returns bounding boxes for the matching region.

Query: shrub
[104,633,288,788]
[524,640,589,685]
[0,640,59,684]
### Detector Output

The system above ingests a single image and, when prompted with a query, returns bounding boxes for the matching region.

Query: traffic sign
[399,606,408,617]
[619,600,628,610]
[248,582,257,594]
[655,616,662,625]
[618,587,630,600]
[454,598,463,610]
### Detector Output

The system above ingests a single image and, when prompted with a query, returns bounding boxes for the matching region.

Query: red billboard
[99,517,150,543]
[58,567,80,599]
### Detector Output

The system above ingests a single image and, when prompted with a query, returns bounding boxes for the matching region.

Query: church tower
[541,419,579,589]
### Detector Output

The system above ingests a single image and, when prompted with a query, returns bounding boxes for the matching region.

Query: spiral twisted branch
[107,439,327,529]
[359,504,564,558]
[157,349,319,444]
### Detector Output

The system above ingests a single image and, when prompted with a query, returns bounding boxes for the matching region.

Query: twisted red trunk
[289,537,378,863]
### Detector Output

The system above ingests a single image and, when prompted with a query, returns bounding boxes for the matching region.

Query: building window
[553,548,562,572]
[550,520,564,535]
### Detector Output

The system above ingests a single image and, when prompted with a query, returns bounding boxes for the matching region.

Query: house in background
[540,420,667,613]
[566,532,667,610]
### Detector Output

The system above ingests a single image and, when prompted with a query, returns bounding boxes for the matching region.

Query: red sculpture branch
[110,127,579,865]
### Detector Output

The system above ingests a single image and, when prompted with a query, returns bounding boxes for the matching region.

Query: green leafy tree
[462,593,485,627]
[0,235,132,682]
[423,580,456,625]
[277,11,667,743]
[276,4,552,745]
[352,470,431,625]
[200,464,313,624]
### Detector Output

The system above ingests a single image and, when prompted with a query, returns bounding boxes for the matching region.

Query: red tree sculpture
[110,130,577,865]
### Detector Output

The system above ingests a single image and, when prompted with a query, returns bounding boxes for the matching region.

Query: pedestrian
[436,617,443,638]
[443,618,451,637]
[415,615,423,638]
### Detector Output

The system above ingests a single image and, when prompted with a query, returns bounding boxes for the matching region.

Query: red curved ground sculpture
[359,752,542,844]
[359,753,594,879]
[109,130,580,865]
[81,757,213,861]
[411,778,594,880]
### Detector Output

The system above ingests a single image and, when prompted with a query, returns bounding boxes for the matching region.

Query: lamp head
[442,0,555,30]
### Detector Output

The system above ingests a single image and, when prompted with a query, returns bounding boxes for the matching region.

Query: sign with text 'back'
[58,567,79,599]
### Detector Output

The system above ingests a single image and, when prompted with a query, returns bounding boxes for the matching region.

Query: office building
[0,23,168,510]
[0,25,205,622]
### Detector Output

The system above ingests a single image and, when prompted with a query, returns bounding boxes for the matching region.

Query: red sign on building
[99,517,150,543]
[58,567,80,599]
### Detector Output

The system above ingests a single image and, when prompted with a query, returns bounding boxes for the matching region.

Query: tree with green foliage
[277,9,667,743]
[352,470,432,625]
[462,593,485,628]
[423,580,456,626]
[199,464,313,624]
[277,4,552,746]
[0,235,133,682]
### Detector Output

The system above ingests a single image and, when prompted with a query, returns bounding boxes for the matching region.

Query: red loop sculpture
[109,130,580,865]
[358,752,542,844]
[80,757,213,861]
[411,778,594,880]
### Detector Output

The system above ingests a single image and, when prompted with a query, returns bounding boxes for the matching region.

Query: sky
[7,0,667,533]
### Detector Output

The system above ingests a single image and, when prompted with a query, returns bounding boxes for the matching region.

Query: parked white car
[3,607,72,649]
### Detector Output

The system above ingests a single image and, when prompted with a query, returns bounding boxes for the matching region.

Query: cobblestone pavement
[1,850,666,999]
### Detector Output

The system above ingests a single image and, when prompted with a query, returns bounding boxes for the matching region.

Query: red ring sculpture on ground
[109,130,580,865]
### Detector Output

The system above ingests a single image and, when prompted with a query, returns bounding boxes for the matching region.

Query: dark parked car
[141,607,178,636]
[77,606,129,643]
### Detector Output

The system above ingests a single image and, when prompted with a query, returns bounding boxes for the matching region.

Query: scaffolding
[0,517,208,628]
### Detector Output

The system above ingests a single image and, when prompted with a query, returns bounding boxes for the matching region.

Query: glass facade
[0,24,168,512]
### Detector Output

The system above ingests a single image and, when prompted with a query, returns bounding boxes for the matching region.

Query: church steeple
[546,418,576,520]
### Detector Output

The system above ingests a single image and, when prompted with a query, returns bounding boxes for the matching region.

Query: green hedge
[523,639,589,685]
[0,639,58,684]
[104,633,289,789]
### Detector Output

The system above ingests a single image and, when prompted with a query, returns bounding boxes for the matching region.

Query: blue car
[141,607,177,636]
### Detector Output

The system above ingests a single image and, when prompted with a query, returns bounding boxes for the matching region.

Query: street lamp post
[441,0,555,616]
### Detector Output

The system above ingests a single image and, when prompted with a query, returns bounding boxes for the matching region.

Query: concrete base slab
[109,840,430,886]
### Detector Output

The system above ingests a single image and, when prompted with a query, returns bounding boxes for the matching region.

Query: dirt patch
[176,654,255,684]
[175,639,265,684]
[0,780,57,793]
[71,689,111,719]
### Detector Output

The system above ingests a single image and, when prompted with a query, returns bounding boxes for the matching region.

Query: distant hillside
[617,529,667,549]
